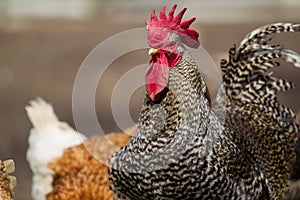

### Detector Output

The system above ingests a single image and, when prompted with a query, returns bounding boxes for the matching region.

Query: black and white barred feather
[221,23,300,127]
[220,23,300,199]
[109,22,300,200]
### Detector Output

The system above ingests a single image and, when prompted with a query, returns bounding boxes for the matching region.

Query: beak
[148,48,158,56]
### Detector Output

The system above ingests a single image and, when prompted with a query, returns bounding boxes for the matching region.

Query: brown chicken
[46,131,132,200]
[0,159,16,200]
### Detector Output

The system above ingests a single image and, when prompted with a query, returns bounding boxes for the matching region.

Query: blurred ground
[0,1,300,199]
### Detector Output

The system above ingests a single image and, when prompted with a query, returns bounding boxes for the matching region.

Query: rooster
[109,4,300,199]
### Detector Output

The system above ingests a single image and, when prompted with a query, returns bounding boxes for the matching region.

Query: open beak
[148,48,158,56]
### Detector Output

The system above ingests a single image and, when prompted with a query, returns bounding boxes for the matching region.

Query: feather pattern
[109,6,300,199]
[220,23,300,199]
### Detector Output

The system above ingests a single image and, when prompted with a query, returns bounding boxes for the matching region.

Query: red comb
[146,4,200,49]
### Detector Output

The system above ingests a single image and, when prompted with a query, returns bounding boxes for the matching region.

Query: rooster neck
[134,52,211,149]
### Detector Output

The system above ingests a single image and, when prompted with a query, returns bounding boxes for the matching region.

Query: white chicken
[26,98,86,200]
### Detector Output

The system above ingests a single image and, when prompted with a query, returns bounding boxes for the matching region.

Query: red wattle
[146,53,169,101]
[145,51,182,102]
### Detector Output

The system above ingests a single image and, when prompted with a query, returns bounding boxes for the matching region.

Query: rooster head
[145,4,200,102]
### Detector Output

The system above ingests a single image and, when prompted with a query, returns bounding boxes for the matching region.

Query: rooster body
[110,54,264,199]
[109,5,300,200]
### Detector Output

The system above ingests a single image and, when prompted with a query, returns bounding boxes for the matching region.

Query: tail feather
[221,23,300,125]
[240,23,300,47]
[25,97,59,129]
[220,23,300,199]
[281,48,300,67]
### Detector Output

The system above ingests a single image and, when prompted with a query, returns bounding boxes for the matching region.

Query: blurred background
[0,0,299,199]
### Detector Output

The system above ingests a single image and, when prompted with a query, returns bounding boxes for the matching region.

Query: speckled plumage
[220,23,300,199]
[108,8,300,199]
[0,160,16,200]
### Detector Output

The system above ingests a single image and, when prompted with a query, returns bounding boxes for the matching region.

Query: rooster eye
[165,52,176,61]
[164,53,170,58]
